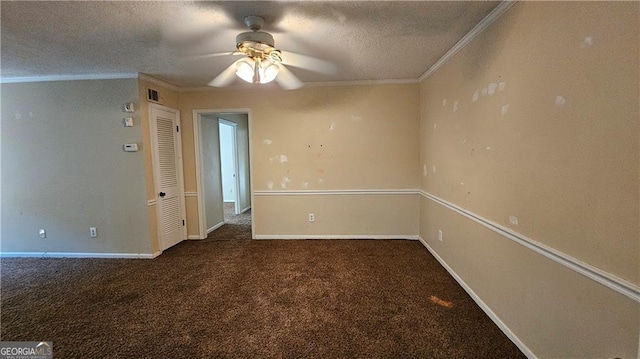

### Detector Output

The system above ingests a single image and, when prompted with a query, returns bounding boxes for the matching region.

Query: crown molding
[179,78,418,92]
[0,72,138,84]
[137,73,180,92]
[418,0,517,82]
[179,82,279,92]
[303,78,419,88]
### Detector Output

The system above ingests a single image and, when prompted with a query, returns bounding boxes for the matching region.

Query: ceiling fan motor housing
[236,31,275,48]
[236,31,276,57]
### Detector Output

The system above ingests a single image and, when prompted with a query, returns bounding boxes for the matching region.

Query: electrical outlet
[308,213,315,222]
[438,229,443,242]
[39,229,46,239]
[90,227,97,238]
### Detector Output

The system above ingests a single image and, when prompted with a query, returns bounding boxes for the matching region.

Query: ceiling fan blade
[208,60,241,87]
[190,51,242,60]
[275,65,303,90]
[279,50,337,75]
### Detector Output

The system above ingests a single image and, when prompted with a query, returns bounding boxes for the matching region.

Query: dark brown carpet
[1,238,524,358]
[223,202,251,225]
[207,203,252,240]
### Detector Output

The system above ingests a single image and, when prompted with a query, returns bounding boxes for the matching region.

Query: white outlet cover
[438,229,443,241]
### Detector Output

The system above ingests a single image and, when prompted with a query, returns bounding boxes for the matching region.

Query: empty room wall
[179,83,420,238]
[1,79,153,256]
[419,2,639,357]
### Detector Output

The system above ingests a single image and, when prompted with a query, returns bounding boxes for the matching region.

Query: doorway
[219,119,240,217]
[193,109,253,240]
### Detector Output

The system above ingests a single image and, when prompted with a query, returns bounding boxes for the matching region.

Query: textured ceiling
[1,1,500,88]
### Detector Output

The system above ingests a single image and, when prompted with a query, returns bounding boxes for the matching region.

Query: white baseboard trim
[0,251,161,259]
[240,206,251,214]
[254,235,419,240]
[207,221,225,235]
[420,191,640,303]
[187,235,202,240]
[418,237,536,359]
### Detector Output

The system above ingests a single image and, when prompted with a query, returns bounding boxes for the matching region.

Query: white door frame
[193,108,254,240]
[149,103,187,250]
[218,118,241,214]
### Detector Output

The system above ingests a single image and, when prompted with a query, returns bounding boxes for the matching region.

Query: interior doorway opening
[219,119,240,217]
[193,109,253,240]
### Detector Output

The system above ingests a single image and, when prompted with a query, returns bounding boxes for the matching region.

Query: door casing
[193,108,254,240]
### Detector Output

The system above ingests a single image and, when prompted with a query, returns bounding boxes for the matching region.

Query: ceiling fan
[204,16,336,90]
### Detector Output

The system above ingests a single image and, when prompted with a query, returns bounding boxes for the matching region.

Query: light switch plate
[123,117,134,127]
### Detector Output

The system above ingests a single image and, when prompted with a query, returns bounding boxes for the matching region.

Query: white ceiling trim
[0,73,138,84]
[303,79,419,88]
[179,83,280,92]
[418,0,517,82]
[138,74,180,92]
[179,79,419,92]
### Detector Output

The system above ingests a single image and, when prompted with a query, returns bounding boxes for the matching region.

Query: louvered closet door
[151,106,185,251]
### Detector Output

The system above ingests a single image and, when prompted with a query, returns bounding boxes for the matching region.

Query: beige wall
[179,84,420,238]
[1,79,152,254]
[419,2,639,357]
[255,194,418,238]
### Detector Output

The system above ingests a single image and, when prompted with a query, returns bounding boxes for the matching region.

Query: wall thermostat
[124,102,135,113]
[123,143,139,152]
[123,117,134,127]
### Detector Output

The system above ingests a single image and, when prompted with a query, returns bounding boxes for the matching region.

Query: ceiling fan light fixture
[259,59,279,84]
[207,15,313,90]
[235,58,256,83]
[235,57,280,84]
